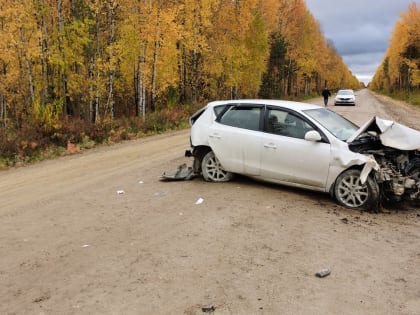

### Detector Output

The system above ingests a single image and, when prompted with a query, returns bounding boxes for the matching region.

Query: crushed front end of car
[348,117,420,205]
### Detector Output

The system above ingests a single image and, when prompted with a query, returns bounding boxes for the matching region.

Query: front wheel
[201,151,234,182]
[334,169,379,211]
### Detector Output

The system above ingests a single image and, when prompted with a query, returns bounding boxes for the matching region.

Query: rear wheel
[334,169,379,210]
[201,151,233,182]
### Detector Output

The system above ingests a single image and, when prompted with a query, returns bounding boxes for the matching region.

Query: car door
[207,104,263,176]
[261,108,331,189]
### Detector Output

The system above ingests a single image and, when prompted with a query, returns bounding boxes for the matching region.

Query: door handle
[209,133,221,139]
[264,143,277,149]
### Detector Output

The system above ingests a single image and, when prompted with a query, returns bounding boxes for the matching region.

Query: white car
[334,89,356,106]
[185,99,420,211]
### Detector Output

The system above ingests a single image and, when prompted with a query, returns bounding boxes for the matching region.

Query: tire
[334,169,379,211]
[201,150,234,182]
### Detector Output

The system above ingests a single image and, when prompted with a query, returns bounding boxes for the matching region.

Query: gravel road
[1,89,419,315]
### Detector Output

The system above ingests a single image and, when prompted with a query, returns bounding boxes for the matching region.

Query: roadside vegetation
[370,3,420,107]
[1,1,415,169]
[0,107,193,169]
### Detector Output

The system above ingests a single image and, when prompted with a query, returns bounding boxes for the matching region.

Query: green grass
[378,90,420,107]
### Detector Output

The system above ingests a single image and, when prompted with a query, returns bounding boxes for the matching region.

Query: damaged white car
[183,100,420,211]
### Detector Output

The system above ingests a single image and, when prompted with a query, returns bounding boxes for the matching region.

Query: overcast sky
[305,0,417,85]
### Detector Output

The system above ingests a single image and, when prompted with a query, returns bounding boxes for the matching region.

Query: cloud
[306,0,414,83]
[343,52,384,84]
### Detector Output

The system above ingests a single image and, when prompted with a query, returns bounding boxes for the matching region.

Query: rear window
[219,106,262,131]
[189,107,206,125]
[190,105,229,126]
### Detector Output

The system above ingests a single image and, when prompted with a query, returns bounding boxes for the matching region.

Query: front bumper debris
[160,163,195,181]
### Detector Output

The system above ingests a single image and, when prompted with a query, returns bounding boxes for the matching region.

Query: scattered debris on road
[201,306,216,313]
[315,268,331,278]
[160,163,195,181]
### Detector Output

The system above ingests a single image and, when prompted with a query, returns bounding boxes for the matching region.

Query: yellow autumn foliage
[371,3,419,94]
[0,0,359,130]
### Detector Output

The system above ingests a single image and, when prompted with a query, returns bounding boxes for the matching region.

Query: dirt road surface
[1,89,420,315]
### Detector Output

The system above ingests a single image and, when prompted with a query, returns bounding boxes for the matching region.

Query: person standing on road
[322,87,331,106]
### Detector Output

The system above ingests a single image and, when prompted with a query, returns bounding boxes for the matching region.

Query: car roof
[206,99,321,111]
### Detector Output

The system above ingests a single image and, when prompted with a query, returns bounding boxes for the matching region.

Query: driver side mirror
[304,130,322,142]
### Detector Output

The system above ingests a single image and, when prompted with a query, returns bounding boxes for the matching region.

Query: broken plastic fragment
[117,190,125,195]
[202,306,215,313]
[160,163,194,181]
[315,268,331,278]
[196,198,204,205]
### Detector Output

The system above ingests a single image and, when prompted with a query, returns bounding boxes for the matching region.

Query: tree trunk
[35,0,49,107]
[19,28,35,108]
[135,46,146,122]
[179,45,187,103]
[57,0,69,116]
[0,94,6,131]
[88,57,96,123]
[192,48,198,103]
[151,6,161,112]
[105,0,116,119]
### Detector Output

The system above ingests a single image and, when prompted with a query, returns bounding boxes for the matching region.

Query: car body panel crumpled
[348,116,420,150]
[184,99,420,210]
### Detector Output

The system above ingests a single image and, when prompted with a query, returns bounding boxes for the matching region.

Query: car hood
[347,116,420,150]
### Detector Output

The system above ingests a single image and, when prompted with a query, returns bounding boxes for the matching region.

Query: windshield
[337,90,354,95]
[304,108,359,141]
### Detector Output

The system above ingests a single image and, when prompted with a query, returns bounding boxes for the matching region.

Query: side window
[266,109,313,139]
[219,106,261,131]
[213,105,228,117]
